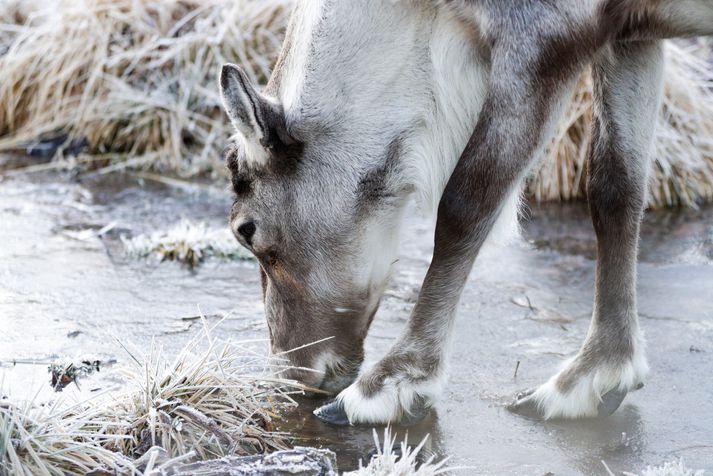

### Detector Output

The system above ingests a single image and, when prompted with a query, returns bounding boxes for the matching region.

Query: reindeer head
[219,63,410,392]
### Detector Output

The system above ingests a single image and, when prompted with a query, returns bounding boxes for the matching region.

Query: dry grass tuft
[620,459,706,476]
[1,1,713,207]
[346,429,449,476]
[122,219,253,266]
[0,400,134,476]
[533,40,713,208]
[0,321,302,475]
[0,0,289,175]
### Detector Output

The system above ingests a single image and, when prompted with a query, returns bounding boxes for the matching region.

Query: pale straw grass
[0,320,306,475]
[347,428,450,476]
[121,219,254,266]
[0,0,289,175]
[603,458,706,476]
[0,399,135,476]
[533,40,713,208]
[0,0,712,208]
[634,459,705,476]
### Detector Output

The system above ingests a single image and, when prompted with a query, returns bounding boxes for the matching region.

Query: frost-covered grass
[347,429,449,476]
[533,40,713,208]
[1,1,713,207]
[621,459,706,476]
[0,322,304,475]
[122,219,253,266]
[2,321,456,476]
[0,0,289,175]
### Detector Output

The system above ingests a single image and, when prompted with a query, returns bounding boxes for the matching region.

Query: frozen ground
[0,163,711,474]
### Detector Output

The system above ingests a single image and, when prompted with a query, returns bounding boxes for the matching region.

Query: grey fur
[556,40,665,393]
[220,0,713,421]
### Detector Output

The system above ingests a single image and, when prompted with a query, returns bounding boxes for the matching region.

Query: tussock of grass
[0,0,289,175]
[122,219,253,266]
[347,429,449,476]
[533,40,713,208]
[1,1,713,207]
[0,322,302,475]
[0,400,135,476]
[621,459,706,476]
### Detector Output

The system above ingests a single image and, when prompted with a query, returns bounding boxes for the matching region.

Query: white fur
[356,202,410,305]
[532,333,649,419]
[275,1,512,302]
[310,351,332,378]
[236,134,270,168]
[404,7,489,218]
[332,370,447,425]
[309,350,354,391]
[279,0,326,113]
[279,1,493,213]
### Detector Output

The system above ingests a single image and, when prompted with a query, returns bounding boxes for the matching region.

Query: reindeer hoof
[507,388,542,419]
[314,399,350,426]
[508,384,638,420]
[597,388,628,417]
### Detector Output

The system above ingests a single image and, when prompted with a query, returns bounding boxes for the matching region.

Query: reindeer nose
[236,220,257,246]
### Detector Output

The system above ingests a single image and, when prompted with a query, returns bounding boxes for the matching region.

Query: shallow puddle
[1,166,712,474]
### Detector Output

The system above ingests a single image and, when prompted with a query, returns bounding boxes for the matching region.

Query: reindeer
[219,0,713,425]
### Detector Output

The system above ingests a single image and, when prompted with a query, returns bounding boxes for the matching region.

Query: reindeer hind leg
[510,40,664,420]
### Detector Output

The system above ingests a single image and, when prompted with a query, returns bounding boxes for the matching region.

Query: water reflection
[278,395,447,471]
[544,405,646,474]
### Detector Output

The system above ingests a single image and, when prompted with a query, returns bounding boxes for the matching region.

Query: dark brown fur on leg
[317,32,588,424]
[511,40,664,420]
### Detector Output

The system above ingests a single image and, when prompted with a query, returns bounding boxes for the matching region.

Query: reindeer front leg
[315,53,580,425]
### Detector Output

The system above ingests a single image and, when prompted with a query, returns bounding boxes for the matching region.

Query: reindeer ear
[220,64,266,136]
[220,63,299,168]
